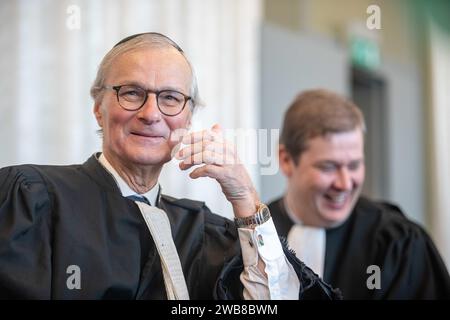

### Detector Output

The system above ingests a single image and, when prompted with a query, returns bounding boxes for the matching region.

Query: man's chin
[129,151,171,167]
[319,208,352,228]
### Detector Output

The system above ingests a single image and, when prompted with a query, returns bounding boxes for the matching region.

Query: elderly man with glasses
[0,33,340,300]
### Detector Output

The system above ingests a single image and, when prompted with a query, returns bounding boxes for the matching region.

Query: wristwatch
[234,203,271,229]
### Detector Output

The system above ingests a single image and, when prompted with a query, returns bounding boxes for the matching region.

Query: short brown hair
[280,89,365,163]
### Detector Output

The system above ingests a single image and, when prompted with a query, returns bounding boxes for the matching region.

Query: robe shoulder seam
[160,194,206,211]
[17,165,55,224]
[161,194,234,230]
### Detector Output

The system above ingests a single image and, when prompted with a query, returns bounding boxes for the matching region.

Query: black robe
[0,154,340,299]
[269,196,450,299]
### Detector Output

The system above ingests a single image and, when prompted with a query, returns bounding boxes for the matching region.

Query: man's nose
[137,93,162,122]
[334,168,353,191]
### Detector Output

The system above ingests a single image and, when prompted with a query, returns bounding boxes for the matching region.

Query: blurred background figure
[259,0,450,274]
[269,88,450,299]
[0,0,449,276]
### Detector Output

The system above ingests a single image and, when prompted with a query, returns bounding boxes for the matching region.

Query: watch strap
[234,203,271,228]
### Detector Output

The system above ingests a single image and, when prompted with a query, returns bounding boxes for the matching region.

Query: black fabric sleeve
[213,236,342,300]
[282,240,343,300]
[377,222,450,299]
[197,208,241,299]
[0,166,53,299]
[163,196,342,300]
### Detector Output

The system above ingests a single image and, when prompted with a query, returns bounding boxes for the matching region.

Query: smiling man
[269,89,450,299]
[0,33,341,300]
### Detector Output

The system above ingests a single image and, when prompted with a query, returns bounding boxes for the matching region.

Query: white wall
[428,21,450,268]
[260,23,349,203]
[381,60,426,225]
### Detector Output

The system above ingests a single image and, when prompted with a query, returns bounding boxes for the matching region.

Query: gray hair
[90,32,200,111]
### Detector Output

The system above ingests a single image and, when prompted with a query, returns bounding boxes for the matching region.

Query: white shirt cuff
[238,217,300,299]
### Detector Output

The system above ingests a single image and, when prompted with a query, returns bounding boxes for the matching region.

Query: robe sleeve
[201,205,342,300]
[197,208,241,299]
[0,165,53,299]
[378,220,450,299]
[213,236,342,300]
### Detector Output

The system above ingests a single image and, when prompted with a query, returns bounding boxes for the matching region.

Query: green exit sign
[350,36,381,70]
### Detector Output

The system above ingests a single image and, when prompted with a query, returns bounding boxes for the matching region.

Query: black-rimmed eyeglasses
[103,85,193,116]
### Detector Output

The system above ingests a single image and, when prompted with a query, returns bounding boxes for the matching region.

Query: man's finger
[211,123,222,134]
[176,140,228,160]
[181,129,223,145]
[189,165,220,180]
[181,150,225,166]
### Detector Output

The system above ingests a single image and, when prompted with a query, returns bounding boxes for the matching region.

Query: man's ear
[93,101,103,128]
[185,110,193,130]
[279,144,294,178]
